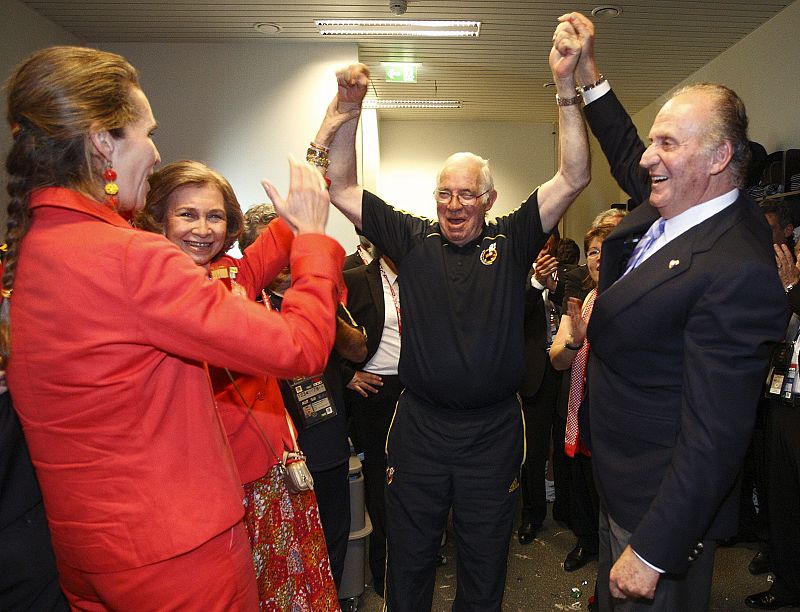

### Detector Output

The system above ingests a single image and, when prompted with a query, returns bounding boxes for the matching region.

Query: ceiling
[20,0,793,122]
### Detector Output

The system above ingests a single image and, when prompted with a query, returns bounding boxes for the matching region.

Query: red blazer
[209,221,298,485]
[8,188,343,572]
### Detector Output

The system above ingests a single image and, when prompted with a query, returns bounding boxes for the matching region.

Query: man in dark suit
[566,11,788,610]
[343,233,374,271]
[518,237,562,545]
[342,254,402,598]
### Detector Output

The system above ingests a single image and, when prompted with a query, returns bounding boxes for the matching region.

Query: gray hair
[240,203,278,251]
[591,207,627,228]
[437,152,495,195]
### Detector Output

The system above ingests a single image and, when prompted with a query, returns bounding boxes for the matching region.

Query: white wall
[99,41,359,248]
[607,0,800,205]
[378,120,557,221]
[4,0,800,248]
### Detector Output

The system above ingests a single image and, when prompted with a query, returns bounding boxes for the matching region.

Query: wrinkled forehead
[651,91,712,139]
[436,159,483,189]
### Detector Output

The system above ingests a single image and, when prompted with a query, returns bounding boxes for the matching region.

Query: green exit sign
[384,63,418,83]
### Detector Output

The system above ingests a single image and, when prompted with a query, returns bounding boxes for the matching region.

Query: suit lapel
[592,197,747,329]
[598,204,661,293]
[365,260,386,334]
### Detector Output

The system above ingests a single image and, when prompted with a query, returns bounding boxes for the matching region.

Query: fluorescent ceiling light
[363,99,462,109]
[315,20,480,37]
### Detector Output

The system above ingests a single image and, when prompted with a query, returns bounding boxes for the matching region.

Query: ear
[709,140,734,176]
[785,224,795,240]
[483,189,498,213]
[88,125,116,163]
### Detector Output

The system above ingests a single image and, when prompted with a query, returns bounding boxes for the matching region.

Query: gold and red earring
[103,164,119,208]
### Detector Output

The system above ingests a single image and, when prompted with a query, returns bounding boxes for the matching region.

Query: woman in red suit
[139,160,339,611]
[2,46,343,610]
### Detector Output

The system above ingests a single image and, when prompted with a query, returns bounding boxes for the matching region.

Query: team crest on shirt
[480,242,498,266]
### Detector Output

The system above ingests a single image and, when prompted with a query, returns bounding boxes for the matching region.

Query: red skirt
[242,464,339,611]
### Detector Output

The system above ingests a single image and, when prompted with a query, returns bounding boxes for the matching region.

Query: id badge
[765,341,793,399]
[283,374,337,429]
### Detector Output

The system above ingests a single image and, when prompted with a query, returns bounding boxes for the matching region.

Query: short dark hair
[760,203,793,230]
[137,160,244,258]
[582,222,617,290]
[556,238,580,265]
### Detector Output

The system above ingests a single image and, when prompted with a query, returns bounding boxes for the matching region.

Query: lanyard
[378,262,401,336]
[357,244,372,265]
[261,289,273,311]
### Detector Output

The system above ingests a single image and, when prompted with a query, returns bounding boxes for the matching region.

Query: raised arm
[312,64,370,229]
[261,158,331,235]
[537,16,591,233]
[569,12,602,90]
[569,11,650,205]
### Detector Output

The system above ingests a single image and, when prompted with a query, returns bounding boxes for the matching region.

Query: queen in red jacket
[138,160,340,611]
[3,46,343,611]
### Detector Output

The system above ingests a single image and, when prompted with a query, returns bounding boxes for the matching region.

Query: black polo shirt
[362,189,546,410]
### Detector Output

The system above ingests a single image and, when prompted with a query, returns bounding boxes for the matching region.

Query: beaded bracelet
[306,147,330,169]
[556,93,582,107]
[577,74,606,93]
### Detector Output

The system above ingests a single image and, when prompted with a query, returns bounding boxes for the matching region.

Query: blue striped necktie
[623,218,666,276]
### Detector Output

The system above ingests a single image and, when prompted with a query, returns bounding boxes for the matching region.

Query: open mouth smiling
[184,240,213,250]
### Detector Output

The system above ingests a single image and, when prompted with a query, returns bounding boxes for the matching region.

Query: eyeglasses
[586,248,602,259]
[433,188,491,207]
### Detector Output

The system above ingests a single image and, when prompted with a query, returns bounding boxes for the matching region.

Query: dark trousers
[519,362,561,527]
[312,460,351,590]
[551,412,571,524]
[738,397,771,545]
[0,392,68,611]
[597,506,716,611]
[384,392,524,612]
[0,502,68,612]
[346,375,403,592]
[767,405,800,598]
[569,454,599,550]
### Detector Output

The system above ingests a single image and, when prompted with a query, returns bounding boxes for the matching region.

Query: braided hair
[2,46,140,361]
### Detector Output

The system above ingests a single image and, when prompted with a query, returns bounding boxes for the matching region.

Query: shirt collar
[30,187,131,229]
[663,188,739,242]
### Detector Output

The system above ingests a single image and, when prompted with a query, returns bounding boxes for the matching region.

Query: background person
[342,250,403,598]
[549,223,616,611]
[517,234,563,546]
[3,46,343,610]
[242,204,366,593]
[139,162,340,611]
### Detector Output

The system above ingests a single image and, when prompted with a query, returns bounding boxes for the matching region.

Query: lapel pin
[669,259,680,269]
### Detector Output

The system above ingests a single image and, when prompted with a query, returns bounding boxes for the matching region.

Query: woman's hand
[565,296,588,345]
[336,63,370,109]
[262,157,330,235]
[775,243,800,290]
[313,63,370,147]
